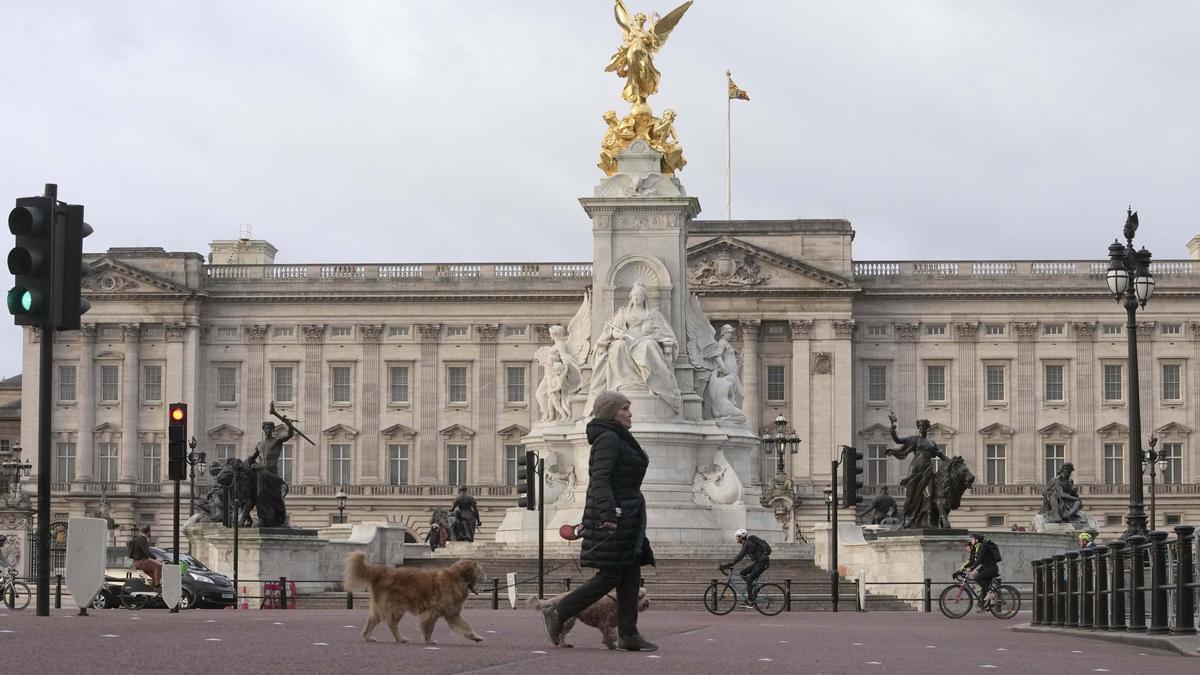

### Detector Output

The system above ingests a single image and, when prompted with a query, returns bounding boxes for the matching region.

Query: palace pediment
[83,258,195,296]
[1038,422,1075,438]
[686,236,855,292]
[1154,421,1192,437]
[381,423,419,439]
[439,423,476,438]
[322,423,360,438]
[206,424,244,438]
[1096,422,1129,439]
[978,423,1014,439]
[497,424,530,438]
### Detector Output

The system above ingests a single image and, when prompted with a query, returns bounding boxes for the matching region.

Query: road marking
[1093,670,1110,673]
[205,638,222,642]
[486,630,497,633]
[706,638,716,642]
[853,642,864,646]
[995,647,1007,651]
[980,666,997,669]
[205,620,216,623]
[101,634,120,638]
[778,640,788,644]
[313,642,329,646]
[530,650,547,654]
[0,629,14,633]
[1138,653,1148,656]
[647,655,662,659]
[130,617,141,621]
[1071,650,1083,654]
[343,625,356,628]
[272,622,283,625]
[759,658,773,662]
[865,661,882,665]
[925,646,937,649]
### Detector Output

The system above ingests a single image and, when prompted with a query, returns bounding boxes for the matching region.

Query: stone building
[16,224,1200,542]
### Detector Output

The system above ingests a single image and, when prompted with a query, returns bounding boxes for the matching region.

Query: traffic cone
[239,586,249,610]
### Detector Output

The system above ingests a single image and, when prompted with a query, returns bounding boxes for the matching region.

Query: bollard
[1065,551,1080,628]
[1093,545,1109,631]
[923,578,932,614]
[563,577,571,592]
[279,576,289,611]
[784,579,792,612]
[1147,531,1170,635]
[491,578,499,610]
[1127,535,1147,632]
[1052,554,1067,627]
[1039,558,1053,626]
[1172,526,1196,636]
[54,574,62,610]
[856,574,864,612]
[1079,549,1094,629]
[1030,560,1041,626]
[1108,540,1126,631]
[346,591,354,610]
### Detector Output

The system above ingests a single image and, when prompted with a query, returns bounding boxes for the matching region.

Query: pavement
[0,606,1195,674]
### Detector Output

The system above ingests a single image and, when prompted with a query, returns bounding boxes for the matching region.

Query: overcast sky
[1,1,1197,377]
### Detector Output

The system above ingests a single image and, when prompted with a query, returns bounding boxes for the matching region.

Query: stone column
[119,323,141,482]
[416,324,441,484]
[789,320,812,482]
[1072,322,1097,482]
[75,324,97,481]
[301,324,325,483]
[1014,321,1039,484]
[830,320,857,483]
[245,325,268,411]
[739,319,762,485]
[476,324,499,485]
[895,322,919,428]
[954,322,978,461]
[1192,323,1200,482]
[359,324,383,484]
[1136,322,1155,435]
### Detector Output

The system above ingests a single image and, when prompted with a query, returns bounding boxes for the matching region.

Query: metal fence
[1030,525,1197,635]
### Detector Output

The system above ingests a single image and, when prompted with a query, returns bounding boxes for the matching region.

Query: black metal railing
[1031,525,1197,636]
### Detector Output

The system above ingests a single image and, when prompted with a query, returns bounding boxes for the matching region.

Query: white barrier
[65,517,107,612]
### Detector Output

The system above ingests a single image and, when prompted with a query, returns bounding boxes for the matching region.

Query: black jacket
[579,419,655,570]
[964,540,1000,571]
[729,535,770,565]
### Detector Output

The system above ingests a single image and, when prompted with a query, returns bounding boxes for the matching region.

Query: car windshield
[151,549,210,571]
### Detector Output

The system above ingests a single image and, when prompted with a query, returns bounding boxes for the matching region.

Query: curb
[1012,622,1200,657]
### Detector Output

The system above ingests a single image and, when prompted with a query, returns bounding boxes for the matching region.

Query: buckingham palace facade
[18,221,1200,541]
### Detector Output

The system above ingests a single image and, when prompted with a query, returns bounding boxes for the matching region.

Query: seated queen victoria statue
[588,282,681,413]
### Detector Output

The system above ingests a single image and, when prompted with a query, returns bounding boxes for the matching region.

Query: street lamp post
[1104,208,1156,538]
[1143,436,1169,531]
[760,415,801,479]
[823,486,833,523]
[185,437,207,518]
[0,444,33,487]
[335,490,348,524]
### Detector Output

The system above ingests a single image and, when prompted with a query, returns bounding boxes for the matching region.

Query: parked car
[92,547,235,610]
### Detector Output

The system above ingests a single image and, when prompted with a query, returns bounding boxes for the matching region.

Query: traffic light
[53,203,92,330]
[7,196,54,325]
[168,403,188,481]
[516,450,536,511]
[841,445,864,509]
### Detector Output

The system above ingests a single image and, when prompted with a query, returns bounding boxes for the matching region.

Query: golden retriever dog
[526,588,650,649]
[343,552,485,644]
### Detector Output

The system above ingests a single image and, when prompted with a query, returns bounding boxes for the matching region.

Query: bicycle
[704,567,786,617]
[115,570,162,610]
[1,567,31,610]
[938,570,1020,619]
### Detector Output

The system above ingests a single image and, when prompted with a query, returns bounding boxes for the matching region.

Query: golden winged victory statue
[598,0,692,176]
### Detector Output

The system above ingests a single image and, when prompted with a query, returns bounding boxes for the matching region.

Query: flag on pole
[727,72,750,101]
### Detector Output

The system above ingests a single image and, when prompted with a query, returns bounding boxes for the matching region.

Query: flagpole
[725,70,732,220]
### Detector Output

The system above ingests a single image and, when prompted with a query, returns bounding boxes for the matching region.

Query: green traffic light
[7,287,33,315]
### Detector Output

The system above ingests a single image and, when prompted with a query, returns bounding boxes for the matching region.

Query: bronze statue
[886,413,974,529]
[450,486,482,542]
[248,421,294,528]
[860,486,899,525]
[1040,462,1084,524]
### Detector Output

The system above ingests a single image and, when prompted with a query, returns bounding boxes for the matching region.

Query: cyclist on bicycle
[960,532,1000,612]
[1077,531,1096,549]
[719,528,771,607]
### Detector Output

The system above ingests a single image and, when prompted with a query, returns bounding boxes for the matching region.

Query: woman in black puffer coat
[542,390,657,652]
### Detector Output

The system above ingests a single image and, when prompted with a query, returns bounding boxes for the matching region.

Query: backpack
[985,540,1002,563]
[749,535,771,558]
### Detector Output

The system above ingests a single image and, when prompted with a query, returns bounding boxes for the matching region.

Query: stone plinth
[812,523,1077,606]
[1032,512,1100,533]
[186,522,408,594]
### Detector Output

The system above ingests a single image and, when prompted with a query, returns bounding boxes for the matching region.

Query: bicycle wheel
[989,585,1021,620]
[753,583,786,617]
[938,584,972,619]
[122,592,149,610]
[4,581,31,610]
[704,581,737,616]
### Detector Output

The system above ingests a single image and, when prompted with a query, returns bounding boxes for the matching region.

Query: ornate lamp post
[1104,208,1155,537]
[761,415,801,478]
[823,486,833,523]
[185,437,207,518]
[1143,436,1169,531]
[335,490,349,524]
[0,445,33,496]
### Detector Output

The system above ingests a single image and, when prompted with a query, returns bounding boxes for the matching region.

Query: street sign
[161,564,182,609]
[64,517,106,612]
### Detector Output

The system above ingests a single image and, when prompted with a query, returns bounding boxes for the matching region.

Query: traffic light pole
[538,457,545,600]
[33,183,57,617]
[830,457,839,613]
[170,477,181,613]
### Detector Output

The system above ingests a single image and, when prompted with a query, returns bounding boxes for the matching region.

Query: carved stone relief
[813,352,832,374]
[688,249,767,287]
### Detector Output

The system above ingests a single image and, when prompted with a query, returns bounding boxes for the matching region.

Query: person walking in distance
[129,526,162,590]
[542,391,658,652]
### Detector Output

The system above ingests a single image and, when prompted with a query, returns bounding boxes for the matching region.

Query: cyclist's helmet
[734,528,748,540]
[1078,532,1093,543]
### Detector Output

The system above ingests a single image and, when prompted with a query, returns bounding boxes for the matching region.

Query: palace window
[141,365,162,403]
[98,443,119,482]
[866,444,888,486]
[1102,324,1121,335]
[1160,443,1182,484]
[330,443,352,484]
[985,364,1006,403]
[506,366,527,404]
[331,366,353,404]
[274,366,295,403]
[214,443,235,463]
[504,325,527,337]
[447,444,468,485]
[55,442,76,482]
[1105,515,1123,527]
[387,444,409,486]
[1103,443,1124,485]
[388,326,410,337]
[1103,364,1123,402]
[1160,323,1181,335]
[926,365,946,403]
[58,365,76,402]
[1161,363,1182,402]
[100,365,119,402]
[141,443,162,483]
[447,366,469,404]
[985,444,1006,485]
[866,324,888,337]
[389,366,410,404]
[1165,514,1182,525]
[765,366,786,403]
[272,326,294,338]
[925,324,946,336]
[331,326,353,338]
[217,326,239,339]
[447,326,468,337]
[1043,324,1064,336]
[217,366,238,404]
[1044,444,1065,482]
[986,515,1005,527]
[505,444,525,486]
[984,324,1005,336]
[279,444,294,484]
[867,365,888,403]
[1044,364,1065,402]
